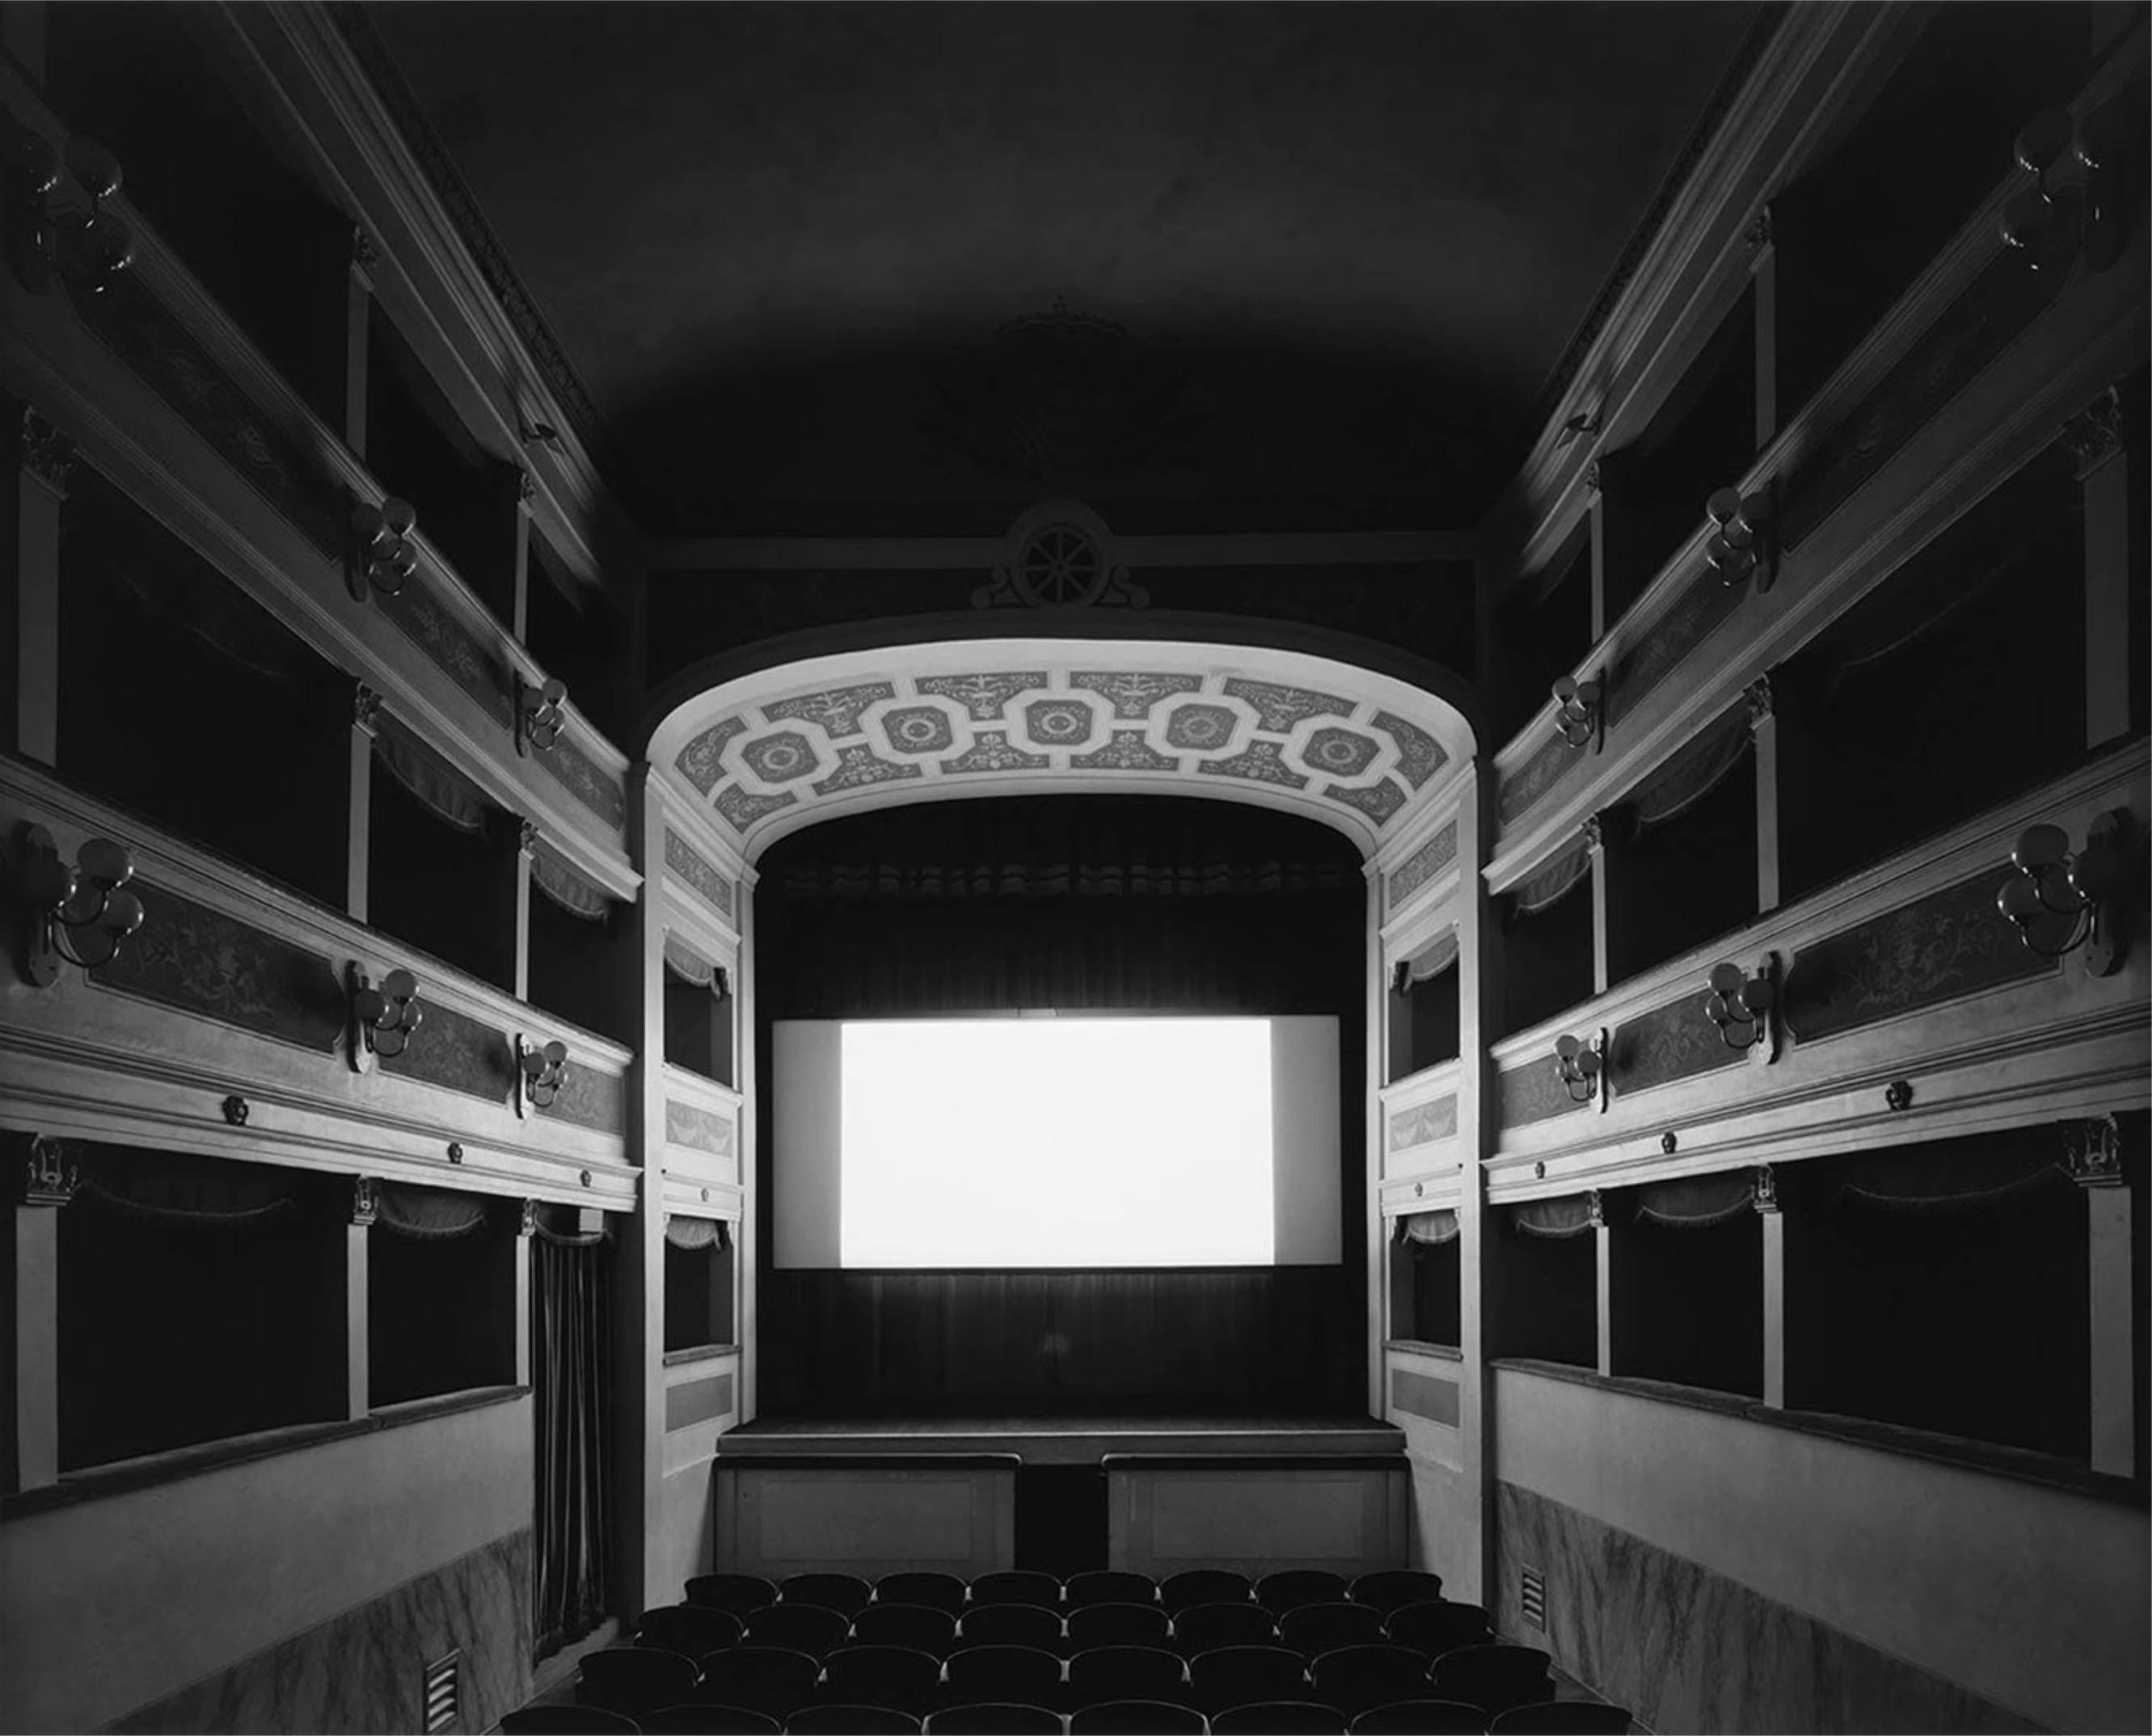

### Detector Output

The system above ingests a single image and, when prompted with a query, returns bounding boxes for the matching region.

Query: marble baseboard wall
[106,1528,533,1735]
[1493,1483,2040,1734]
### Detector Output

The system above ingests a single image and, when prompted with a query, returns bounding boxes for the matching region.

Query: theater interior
[0,3,2147,1733]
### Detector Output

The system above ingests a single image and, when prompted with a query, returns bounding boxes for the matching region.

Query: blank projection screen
[774,1015,1340,1268]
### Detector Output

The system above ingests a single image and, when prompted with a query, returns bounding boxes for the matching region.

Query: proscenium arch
[644,613,1483,864]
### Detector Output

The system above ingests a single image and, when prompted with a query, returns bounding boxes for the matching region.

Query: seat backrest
[1382,1603,1492,1660]
[1348,1700,1491,1735]
[1189,1645,1310,1711]
[1173,1603,1281,1655]
[1278,1603,1385,1658]
[640,1604,746,1658]
[1487,1702,1634,1734]
[782,1572,875,1616]
[852,1603,961,1655]
[877,1572,971,1617]
[1256,1571,1348,1615]
[580,1647,702,1715]
[956,1604,1065,1652]
[819,1645,946,1715]
[694,1646,823,1719]
[1428,1646,1554,1717]
[742,1603,851,1658]
[639,1707,783,1736]
[1212,1700,1351,1734]
[968,1570,1065,1609]
[1346,1572,1446,1616]
[1070,1700,1208,1734]
[1065,1570,1161,1609]
[1066,1644,1190,1706]
[789,1705,924,1734]
[1162,1570,1255,1614]
[923,1702,1064,1734]
[686,1573,779,1616]
[1309,1645,1437,1718]
[1067,1603,1174,1652]
[942,1643,1067,1704]
[502,1708,644,1735]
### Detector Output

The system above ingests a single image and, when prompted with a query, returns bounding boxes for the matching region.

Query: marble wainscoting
[1493,1483,2040,1734]
[107,1528,533,1734]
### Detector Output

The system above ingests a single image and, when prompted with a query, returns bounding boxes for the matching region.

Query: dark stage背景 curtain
[532,1213,614,1656]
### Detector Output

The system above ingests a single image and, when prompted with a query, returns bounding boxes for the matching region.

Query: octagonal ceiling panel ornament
[652,638,1473,861]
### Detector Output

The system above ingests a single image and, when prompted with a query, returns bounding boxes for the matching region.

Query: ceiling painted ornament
[653,639,1474,859]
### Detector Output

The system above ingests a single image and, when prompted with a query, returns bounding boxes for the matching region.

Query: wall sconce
[348,496,418,600]
[517,676,568,755]
[519,1034,570,1110]
[15,825,144,987]
[1551,675,1602,751]
[348,963,423,1073]
[1996,811,2132,975]
[1704,487,1775,591]
[2001,108,2125,274]
[1552,1029,1607,1108]
[2,114,134,295]
[1703,954,1779,1055]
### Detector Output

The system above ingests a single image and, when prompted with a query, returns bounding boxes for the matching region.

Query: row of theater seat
[506,1700,1630,1734]
[680,1570,1449,1619]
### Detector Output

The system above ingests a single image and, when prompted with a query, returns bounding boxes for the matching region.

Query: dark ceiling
[360,1,1766,537]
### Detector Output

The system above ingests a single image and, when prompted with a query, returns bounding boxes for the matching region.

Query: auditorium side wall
[0,1397,532,1735]
[1489,1364,2149,1735]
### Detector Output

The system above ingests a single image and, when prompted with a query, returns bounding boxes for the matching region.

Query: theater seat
[851,1603,960,1656]
[969,1570,1066,1609]
[1428,1648,1555,1720]
[1065,1570,1162,1608]
[957,1605,1066,1652]
[1067,1644,1191,1709]
[1162,1570,1255,1614]
[782,1573,875,1617]
[1066,1603,1174,1652]
[1070,1700,1208,1734]
[1255,1572,1348,1615]
[689,1574,780,1617]
[1172,1603,1281,1656]
[1382,1603,1492,1662]
[1278,1603,1385,1658]
[1189,1646,1309,1713]
[503,1709,644,1734]
[641,1709,783,1735]
[1307,1647,1434,1721]
[877,1573,971,1617]
[787,1706,922,1734]
[580,1648,702,1718]
[745,1606,852,1658]
[696,1648,824,1721]
[818,1645,946,1717]
[1348,1701,1489,1735]
[641,1605,747,1659]
[1487,1704,1633,1734]
[1345,1573,1445,1616]
[943,1644,1065,1709]
[923,1704,1063,1735]
[1212,1702,1350,1734]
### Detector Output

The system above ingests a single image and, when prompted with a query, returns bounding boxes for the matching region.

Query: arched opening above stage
[644,630,1479,864]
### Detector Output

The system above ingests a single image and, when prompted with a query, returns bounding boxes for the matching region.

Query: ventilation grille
[423,1650,461,1734]
[1521,1567,1547,1631]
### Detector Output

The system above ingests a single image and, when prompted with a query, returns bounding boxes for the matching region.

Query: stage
[716,1414,1405,1466]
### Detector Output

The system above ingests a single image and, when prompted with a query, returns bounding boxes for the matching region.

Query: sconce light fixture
[15,824,144,986]
[1704,487,1775,591]
[1552,1029,1608,1107]
[1551,675,1602,751]
[348,963,423,1072]
[2002,108,2125,273]
[1996,811,2132,975]
[519,1034,570,1110]
[517,676,568,755]
[1703,954,1779,1054]
[348,496,418,600]
[2,113,134,295]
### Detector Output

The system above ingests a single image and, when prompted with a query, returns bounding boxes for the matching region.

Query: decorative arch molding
[647,622,1479,862]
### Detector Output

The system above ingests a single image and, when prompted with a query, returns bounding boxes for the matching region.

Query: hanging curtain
[71,1145,314,1232]
[1632,703,1754,834]
[530,838,614,922]
[530,1201,611,1247]
[1830,1142,2069,1217]
[373,714,489,834]
[532,1231,614,1657]
[1509,1194,1601,1239]
[374,1181,494,1240]
[664,1214,724,1251]
[1395,1208,1459,1245]
[1399,928,1460,987]
[664,936,718,988]
[1632,1170,1757,1229]
[80,516,329,687]
[1510,832,1593,918]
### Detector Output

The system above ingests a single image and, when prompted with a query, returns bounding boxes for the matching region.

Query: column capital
[19,1135,79,1207]
[2065,387,2125,482]
[1751,1163,1779,1214]
[20,408,75,498]
[1744,674,1774,731]
[2064,1115,2123,1187]
[351,1174,378,1226]
[519,1198,539,1237]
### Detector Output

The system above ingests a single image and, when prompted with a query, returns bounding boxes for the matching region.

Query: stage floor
[719,1414,1404,1465]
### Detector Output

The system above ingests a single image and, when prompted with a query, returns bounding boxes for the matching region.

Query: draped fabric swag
[664,935,719,988]
[70,1144,319,1231]
[1510,832,1593,918]
[373,714,490,834]
[1394,1208,1459,1245]
[87,520,331,688]
[664,1214,732,1251]
[531,837,613,922]
[1399,927,1460,986]
[1510,1194,1598,1238]
[1830,1142,2070,1216]
[532,1230,614,1656]
[1632,1170,1758,1229]
[1631,702,1754,833]
[374,1181,493,1240]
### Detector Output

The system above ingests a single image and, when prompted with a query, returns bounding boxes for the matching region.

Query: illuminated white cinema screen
[774,1014,1340,1269]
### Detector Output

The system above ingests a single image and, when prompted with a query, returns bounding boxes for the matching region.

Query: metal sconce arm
[517,1034,571,1111]
[1996,810,2134,975]
[348,963,424,1072]
[1703,952,1780,1059]
[1551,675,1603,752]
[1705,485,1776,592]
[13,824,145,987]
[2002,106,2129,274]
[2,110,134,296]
[1553,1027,1610,1110]
[517,676,568,755]
[348,496,419,600]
